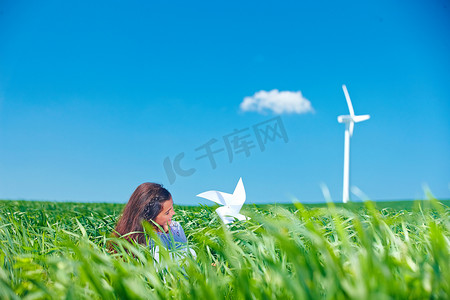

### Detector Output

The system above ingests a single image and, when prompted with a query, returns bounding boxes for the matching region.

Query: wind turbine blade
[349,121,354,137]
[342,84,355,116]
[353,114,370,123]
[196,191,232,206]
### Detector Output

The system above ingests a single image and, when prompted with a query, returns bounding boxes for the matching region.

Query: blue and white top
[149,221,196,262]
[156,221,188,250]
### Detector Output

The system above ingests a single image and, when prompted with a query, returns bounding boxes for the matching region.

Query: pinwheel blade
[196,191,232,206]
[231,177,246,206]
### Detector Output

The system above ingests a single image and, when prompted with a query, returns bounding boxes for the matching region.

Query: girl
[113,182,190,253]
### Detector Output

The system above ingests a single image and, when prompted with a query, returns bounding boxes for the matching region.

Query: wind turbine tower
[337,85,370,203]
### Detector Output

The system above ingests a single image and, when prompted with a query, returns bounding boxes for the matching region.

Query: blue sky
[0,0,449,205]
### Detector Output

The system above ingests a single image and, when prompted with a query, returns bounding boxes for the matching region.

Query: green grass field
[0,197,449,299]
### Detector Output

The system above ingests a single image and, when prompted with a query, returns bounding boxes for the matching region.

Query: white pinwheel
[196,177,247,224]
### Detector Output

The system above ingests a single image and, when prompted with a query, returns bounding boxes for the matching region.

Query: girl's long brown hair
[112,182,171,245]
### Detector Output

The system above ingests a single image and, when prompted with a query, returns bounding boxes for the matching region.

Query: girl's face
[153,198,175,231]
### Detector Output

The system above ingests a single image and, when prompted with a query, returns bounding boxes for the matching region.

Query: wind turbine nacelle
[337,115,353,123]
[338,114,370,124]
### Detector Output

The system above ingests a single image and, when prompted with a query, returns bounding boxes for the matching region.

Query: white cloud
[240,89,314,114]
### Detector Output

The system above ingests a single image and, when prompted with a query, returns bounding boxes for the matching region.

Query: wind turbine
[337,85,370,203]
